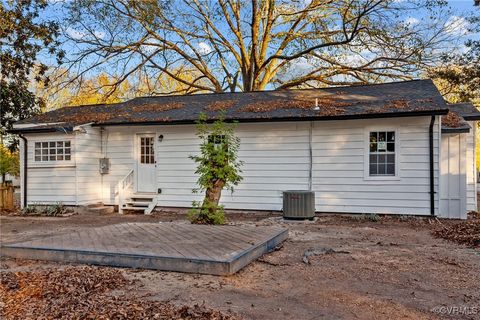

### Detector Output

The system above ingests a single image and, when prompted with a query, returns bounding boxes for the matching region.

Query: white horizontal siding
[130,117,438,215]
[75,126,102,205]
[227,122,310,210]
[23,126,104,206]
[24,132,77,205]
[101,128,135,204]
[153,122,310,210]
[312,117,440,215]
[21,116,442,216]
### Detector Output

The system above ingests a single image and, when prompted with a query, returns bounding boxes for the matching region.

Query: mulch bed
[432,219,480,247]
[0,266,239,320]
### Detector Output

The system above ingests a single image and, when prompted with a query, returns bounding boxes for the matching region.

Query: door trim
[134,133,157,193]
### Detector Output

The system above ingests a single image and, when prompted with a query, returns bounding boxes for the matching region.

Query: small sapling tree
[189,113,243,224]
[0,145,19,185]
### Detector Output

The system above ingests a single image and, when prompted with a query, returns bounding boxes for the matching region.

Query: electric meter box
[99,158,110,174]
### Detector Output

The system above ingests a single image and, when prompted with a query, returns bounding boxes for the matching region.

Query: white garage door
[440,134,467,219]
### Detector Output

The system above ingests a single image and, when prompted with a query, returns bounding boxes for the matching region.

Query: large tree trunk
[203,179,225,210]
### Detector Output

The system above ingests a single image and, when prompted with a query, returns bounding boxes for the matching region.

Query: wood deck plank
[101,224,122,253]
[127,223,167,255]
[0,222,288,275]
[169,224,229,260]
[150,224,207,258]
[193,226,256,253]
[193,226,252,257]
[76,229,94,252]
[89,228,107,253]
[138,223,189,258]
[139,223,184,256]
[128,223,176,256]
[110,223,144,254]
[167,224,225,260]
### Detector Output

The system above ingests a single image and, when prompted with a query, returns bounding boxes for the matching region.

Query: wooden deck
[0,222,288,275]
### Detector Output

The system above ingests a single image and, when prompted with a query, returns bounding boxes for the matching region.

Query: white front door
[136,134,157,193]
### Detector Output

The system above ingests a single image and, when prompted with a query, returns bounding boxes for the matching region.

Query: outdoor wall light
[158,134,164,142]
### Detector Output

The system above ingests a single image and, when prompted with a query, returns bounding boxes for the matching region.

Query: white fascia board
[73,123,94,133]
[12,122,66,129]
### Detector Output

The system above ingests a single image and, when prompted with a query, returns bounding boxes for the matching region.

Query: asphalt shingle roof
[447,103,480,120]
[442,102,480,133]
[13,79,451,132]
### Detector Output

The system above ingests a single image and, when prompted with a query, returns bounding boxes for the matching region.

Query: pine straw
[33,102,185,125]
[364,98,436,114]
[131,102,185,112]
[441,111,463,128]
[240,98,349,115]
[205,100,237,111]
[432,220,480,247]
[0,266,238,320]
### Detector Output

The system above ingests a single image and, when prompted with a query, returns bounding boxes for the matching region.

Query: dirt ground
[1,211,479,320]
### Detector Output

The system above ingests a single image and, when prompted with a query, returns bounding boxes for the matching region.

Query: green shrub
[22,204,39,215]
[41,202,65,216]
[188,200,226,225]
[22,202,67,216]
[189,113,243,225]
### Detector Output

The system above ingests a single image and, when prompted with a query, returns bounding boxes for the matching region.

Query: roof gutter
[7,127,73,134]
[441,127,470,134]
[91,109,449,128]
[429,116,436,216]
[462,115,480,121]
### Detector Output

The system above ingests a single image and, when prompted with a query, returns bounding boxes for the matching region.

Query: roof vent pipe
[313,98,320,110]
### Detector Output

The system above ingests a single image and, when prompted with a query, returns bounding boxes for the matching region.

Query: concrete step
[85,206,115,215]
[86,202,105,209]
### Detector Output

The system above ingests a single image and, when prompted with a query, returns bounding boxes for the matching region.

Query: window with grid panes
[140,137,155,164]
[34,141,71,162]
[369,131,395,176]
[208,135,226,150]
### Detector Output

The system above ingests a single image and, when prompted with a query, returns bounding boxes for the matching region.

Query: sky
[41,0,480,52]
[33,0,480,89]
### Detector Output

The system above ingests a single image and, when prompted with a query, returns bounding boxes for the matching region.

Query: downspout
[429,116,436,216]
[308,121,313,191]
[19,134,28,208]
[100,127,105,203]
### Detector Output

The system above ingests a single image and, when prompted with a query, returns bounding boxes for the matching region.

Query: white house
[10,80,479,219]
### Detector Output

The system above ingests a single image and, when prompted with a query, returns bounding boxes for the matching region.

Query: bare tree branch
[59,0,459,95]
